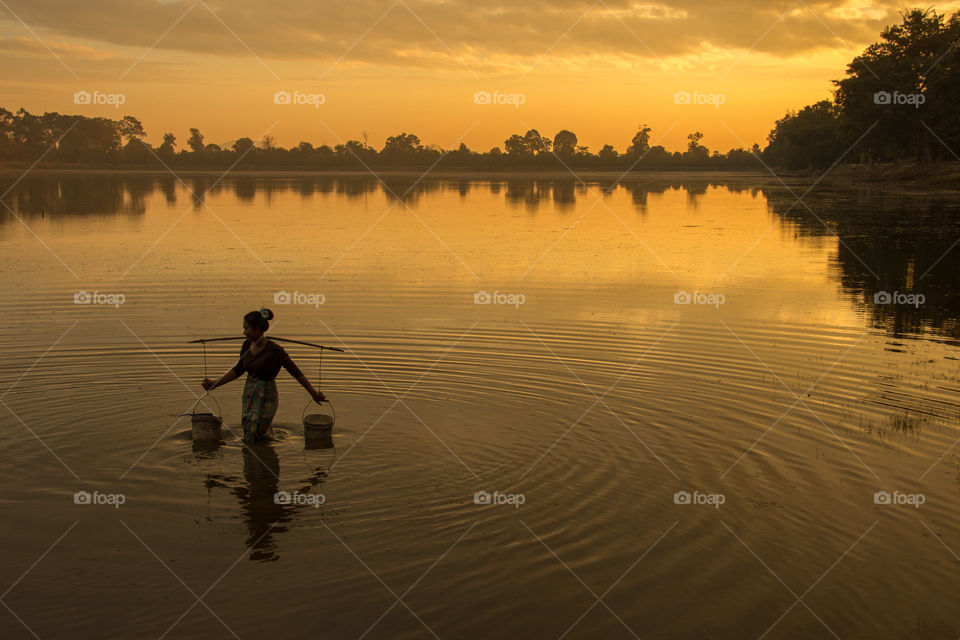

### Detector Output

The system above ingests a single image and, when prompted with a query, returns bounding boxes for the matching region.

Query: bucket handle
[187,393,222,419]
[303,397,335,424]
[303,349,335,423]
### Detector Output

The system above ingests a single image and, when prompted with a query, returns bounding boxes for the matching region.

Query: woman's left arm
[284,356,326,402]
[295,374,326,402]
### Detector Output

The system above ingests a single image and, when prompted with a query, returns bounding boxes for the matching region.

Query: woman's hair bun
[260,308,274,320]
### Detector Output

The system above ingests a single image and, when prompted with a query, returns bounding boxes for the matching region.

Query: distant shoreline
[1,163,958,188]
[0,165,769,179]
[0,165,839,181]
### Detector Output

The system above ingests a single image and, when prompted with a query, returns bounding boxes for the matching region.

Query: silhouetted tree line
[1,8,956,172]
[765,8,960,169]
[0,107,764,171]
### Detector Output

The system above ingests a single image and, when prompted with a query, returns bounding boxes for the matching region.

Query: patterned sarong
[241,375,278,442]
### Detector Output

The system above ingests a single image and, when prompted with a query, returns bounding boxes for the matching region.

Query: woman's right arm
[201,339,247,391]
[202,369,239,391]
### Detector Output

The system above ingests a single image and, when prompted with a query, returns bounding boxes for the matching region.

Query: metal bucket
[186,396,223,441]
[191,413,223,440]
[303,398,335,434]
[304,427,334,450]
[303,413,334,430]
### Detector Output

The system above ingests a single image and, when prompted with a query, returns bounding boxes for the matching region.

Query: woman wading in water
[201,308,326,442]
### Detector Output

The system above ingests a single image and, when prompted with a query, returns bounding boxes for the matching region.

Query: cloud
[0,35,121,60]
[0,0,937,75]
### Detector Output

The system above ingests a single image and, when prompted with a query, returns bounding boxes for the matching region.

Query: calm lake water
[2,171,960,639]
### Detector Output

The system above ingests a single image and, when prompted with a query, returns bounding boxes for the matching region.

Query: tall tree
[232,137,254,154]
[118,116,146,145]
[159,133,176,155]
[187,128,205,152]
[553,129,578,156]
[763,101,844,169]
[833,9,953,163]
[382,132,423,155]
[628,124,652,157]
[523,129,551,155]
[684,132,709,164]
[504,134,530,157]
[598,144,618,162]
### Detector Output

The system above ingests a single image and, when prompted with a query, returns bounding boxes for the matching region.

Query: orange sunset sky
[2,0,959,155]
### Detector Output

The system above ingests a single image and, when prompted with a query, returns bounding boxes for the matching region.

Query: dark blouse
[232,339,304,381]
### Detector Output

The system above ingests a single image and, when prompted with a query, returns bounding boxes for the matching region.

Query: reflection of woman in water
[203,440,330,563]
[234,442,284,562]
[201,308,325,442]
